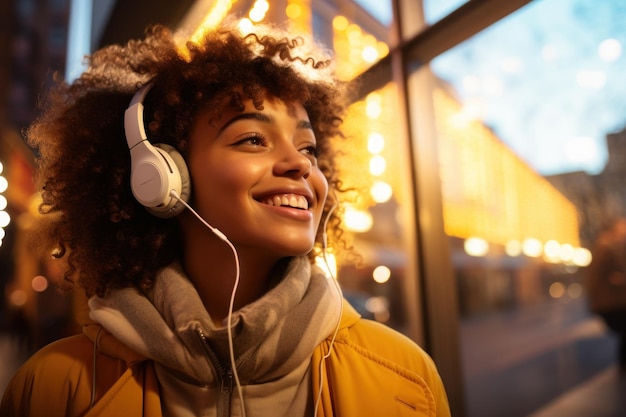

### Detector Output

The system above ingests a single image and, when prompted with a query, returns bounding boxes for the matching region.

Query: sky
[429,0,626,175]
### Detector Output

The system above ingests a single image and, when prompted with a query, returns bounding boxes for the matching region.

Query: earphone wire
[313,198,343,416]
[169,190,246,417]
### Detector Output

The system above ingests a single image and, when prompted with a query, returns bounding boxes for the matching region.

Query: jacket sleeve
[0,334,126,417]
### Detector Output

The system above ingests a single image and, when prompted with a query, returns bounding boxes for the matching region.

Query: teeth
[263,194,309,210]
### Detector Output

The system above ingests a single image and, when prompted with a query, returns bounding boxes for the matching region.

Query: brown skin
[180,97,328,324]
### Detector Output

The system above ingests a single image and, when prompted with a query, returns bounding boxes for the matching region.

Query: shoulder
[343,316,440,381]
[9,334,95,382]
[327,304,450,416]
[1,334,125,417]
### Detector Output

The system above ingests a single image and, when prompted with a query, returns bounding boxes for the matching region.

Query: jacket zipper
[198,330,233,417]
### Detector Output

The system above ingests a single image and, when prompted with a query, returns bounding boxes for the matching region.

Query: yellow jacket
[1,301,450,417]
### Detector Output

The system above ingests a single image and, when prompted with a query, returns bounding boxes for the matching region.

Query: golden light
[315,252,337,278]
[549,282,565,299]
[249,9,265,22]
[367,132,385,154]
[572,247,592,267]
[372,265,391,284]
[0,211,10,228]
[362,45,378,63]
[0,161,3,174]
[505,240,522,256]
[286,3,302,19]
[543,240,561,263]
[0,176,7,193]
[464,237,489,257]
[0,195,6,210]
[365,296,390,323]
[238,18,254,34]
[32,275,49,292]
[558,243,575,263]
[344,205,373,233]
[333,15,349,31]
[369,155,386,176]
[187,0,235,48]
[370,181,392,203]
[9,289,27,307]
[522,238,543,258]
[568,283,583,298]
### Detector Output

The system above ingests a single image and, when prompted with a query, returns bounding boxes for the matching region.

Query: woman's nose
[273,146,312,179]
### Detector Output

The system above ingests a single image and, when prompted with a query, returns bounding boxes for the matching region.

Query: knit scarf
[88,256,342,417]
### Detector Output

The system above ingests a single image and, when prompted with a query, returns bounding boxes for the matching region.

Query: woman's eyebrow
[217,112,313,132]
[218,112,271,133]
[297,120,313,130]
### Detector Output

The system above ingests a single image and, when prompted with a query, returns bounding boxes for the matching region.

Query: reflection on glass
[335,83,414,333]
[429,0,626,415]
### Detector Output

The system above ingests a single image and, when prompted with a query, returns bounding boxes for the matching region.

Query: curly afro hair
[27,21,350,297]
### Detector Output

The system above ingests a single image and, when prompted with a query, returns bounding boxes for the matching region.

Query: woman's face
[184,97,328,259]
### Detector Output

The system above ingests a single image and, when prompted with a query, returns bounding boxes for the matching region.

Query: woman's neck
[181,231,282,326]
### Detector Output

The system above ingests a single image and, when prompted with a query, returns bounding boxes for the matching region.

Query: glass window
[423,0,470,24]
[426,0,626,415]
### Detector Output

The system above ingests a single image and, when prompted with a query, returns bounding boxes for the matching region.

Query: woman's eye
[301,145,319,158]
[236,134,266,146]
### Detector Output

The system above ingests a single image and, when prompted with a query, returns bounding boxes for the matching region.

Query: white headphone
[124,84,191,218]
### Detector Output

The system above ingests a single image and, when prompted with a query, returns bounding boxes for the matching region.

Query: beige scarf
[89,256,342,417]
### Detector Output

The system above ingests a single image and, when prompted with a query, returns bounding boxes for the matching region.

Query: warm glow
[367,132,385,154]
[0,195,6,210]
[568,283,583,298]
[372,265,391,283]
[238,18,254,34]
[365,296,390,322]
[32,275,49,292]
[369,155,386,176]
[315,252,337,278]
[365,100,382,119]
[9,289,27,307]
[333,15,349,31]
[370,181,392,203]
[285,4,302,19]
[522,238,543,258]
[0,176,7,193]
[344,205,373,233]
[333,18,388,80]
[549,282,565,299]
[187,0,235,47]
[543,240,561,263]
[558,243,575,262]
[0,161,3,174]
[572,247,592,267]
[362,45,378,63]
[505,240,522,256]
[436,87,581,250]
[464,237,489,257]
[0,211,10,228]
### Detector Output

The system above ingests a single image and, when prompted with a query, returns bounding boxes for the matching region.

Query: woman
[0,20,450,417]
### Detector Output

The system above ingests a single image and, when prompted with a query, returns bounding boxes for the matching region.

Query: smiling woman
[0,19,450,417]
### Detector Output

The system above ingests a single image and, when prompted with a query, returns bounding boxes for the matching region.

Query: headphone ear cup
[147,143,191,219]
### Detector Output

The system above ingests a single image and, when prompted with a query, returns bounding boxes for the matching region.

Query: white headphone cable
[169,190,246,417]
[313,200,343,416]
